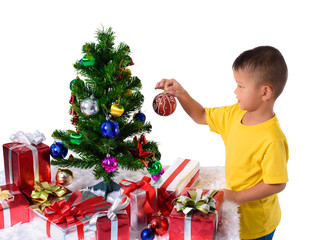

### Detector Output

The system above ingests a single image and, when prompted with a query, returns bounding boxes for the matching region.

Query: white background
[1,0,335,239]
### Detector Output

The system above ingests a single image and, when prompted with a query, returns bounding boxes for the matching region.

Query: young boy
[155,46,289,240]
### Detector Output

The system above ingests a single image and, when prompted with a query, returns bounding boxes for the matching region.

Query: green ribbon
[174,189,218,217]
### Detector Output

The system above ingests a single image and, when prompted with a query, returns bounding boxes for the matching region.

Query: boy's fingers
[155,79,178,93]
[155,79,168,89]
[166,84,175,91]
[155,80,164,89]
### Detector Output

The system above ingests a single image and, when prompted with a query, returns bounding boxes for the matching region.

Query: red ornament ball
[149,215,169,235]
[153,92,177,116]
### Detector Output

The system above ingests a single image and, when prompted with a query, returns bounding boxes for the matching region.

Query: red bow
[44,190,111,239]
[119,176,155,216]
[157,189,174,216]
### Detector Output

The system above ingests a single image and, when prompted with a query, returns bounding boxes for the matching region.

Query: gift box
[0,183,30,229]
[169,188,224,240]
[96,213,129,240]
[119,176,157,231]
[29,190,111,240]
[153,158,200,216]
[3,142,51,190]
[90,194,130,240]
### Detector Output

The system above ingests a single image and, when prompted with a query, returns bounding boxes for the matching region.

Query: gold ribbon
[29,181,67,212]
[0,188,13,201]
[174,189,218,216]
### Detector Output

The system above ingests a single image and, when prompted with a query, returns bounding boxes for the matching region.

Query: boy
[155,46,288,240]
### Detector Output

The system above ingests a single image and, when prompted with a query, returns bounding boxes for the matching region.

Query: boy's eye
[238,85,243,88]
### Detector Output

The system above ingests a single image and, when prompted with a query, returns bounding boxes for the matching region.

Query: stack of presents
[1,140,224,239]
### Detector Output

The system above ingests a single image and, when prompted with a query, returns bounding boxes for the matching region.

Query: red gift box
[96,213,129,240]
[169,188,224,240]
[91,194,130,240]
[3,142,51,190]
[0,183,30,229]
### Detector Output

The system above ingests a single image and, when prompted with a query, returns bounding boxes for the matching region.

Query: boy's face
[233,69,264,112]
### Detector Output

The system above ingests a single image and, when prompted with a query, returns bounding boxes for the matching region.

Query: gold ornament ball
[56,168,74,186]
[123,68,132,76]
[110,103,124,117]
[125,89,133,96]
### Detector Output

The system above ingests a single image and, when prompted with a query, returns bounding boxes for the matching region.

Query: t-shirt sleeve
[205,107,224,134]
[205,104,240,135]
[262,139,289,184]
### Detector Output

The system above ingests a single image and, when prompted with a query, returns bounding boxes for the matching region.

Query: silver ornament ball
[80,98,99,116]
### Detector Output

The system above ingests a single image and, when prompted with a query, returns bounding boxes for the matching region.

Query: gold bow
[29,181,67,212]
[0,188,13,201]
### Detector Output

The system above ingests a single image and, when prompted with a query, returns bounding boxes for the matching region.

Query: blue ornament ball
[141,228,154,240]
[134,112,146,122]
[49,142,68,158]
[100,120,120,138]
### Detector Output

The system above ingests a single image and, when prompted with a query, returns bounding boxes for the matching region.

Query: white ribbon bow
[107,194,130,221]
[10,130,46,145]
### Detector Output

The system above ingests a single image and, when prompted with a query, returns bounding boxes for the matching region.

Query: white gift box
[119,176,157,231]
[154,158,200,196]
[153,158,200,216]
[28,190,109,240]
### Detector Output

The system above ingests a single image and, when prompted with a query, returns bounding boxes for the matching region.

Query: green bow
[31,181,67,203]
[174,189,218,217]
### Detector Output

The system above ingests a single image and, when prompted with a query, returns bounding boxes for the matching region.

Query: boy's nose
[234,87,238,95]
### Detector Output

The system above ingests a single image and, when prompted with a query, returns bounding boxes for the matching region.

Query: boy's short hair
[232,46,288,99]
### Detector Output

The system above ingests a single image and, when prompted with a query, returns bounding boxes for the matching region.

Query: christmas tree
[51,27,161,189]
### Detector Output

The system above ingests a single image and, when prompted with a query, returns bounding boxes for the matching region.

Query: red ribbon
[119,176,156,219]
[158,159,191,216]
[44,190,111,240]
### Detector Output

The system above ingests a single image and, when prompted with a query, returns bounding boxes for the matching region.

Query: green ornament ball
[70,78,84,93]
[81,54,95,66]
[147,160,162,175]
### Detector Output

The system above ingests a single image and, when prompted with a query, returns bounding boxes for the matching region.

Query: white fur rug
[0,166,240,240]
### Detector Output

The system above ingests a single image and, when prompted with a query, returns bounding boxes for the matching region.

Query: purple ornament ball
[101,156,118,172]
[151,168,165,181]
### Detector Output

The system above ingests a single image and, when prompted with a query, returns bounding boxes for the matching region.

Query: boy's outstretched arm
[155,79,207,125]
[222,181,286,204]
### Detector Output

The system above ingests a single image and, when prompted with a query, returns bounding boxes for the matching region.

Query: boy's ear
[261,85,273,101]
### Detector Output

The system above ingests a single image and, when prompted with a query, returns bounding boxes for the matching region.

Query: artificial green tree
[51,27,161,194]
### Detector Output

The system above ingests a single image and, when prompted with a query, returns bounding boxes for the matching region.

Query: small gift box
[0,183,30,229]
[119,176,156,231]
[153,158,200,216]
[3,142,51,190]
[29,190,111,240]
[89,194,130,240]
[169,188,224,240]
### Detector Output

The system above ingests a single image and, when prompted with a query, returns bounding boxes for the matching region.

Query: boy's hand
[155,79,186,99]
[156,78,207,125]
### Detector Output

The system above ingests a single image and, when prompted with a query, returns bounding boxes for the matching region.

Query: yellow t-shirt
[205,103,288,239]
